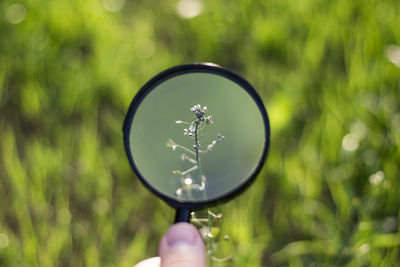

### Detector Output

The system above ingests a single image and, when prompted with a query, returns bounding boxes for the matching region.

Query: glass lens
[126,71,267,203]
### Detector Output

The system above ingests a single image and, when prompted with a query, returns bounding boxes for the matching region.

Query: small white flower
[184,177,193,185]
[175,120,183,124]
[176,189,182,195]
[205,116,213,125]
[190,104,201,112]
[166,139,178,150]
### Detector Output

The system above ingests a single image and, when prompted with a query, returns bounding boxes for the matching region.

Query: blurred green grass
[1,0,399,266]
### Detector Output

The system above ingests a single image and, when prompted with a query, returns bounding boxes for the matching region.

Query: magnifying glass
[123,63,270,223]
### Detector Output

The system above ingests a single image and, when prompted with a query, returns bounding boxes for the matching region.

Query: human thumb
[159,222,206,267]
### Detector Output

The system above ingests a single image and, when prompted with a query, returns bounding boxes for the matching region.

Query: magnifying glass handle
[174,208,191,223]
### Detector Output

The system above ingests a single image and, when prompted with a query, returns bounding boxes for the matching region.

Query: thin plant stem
[181,165,198,176]
[188,186,193,200]
[176,144,196,156]
[194,121,207,200]
[194,122,203,181]
[208,210,214,267]
[168,104,224,201]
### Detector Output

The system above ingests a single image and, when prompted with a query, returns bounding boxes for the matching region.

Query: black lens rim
[123,63,270,210]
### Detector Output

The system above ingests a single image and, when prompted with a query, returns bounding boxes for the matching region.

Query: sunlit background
[1,0,399,266]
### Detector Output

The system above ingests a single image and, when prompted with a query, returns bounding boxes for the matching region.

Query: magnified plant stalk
[167,104,224,201]
[194,119,204,186]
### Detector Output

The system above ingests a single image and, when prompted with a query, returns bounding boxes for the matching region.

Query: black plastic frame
[123,63,270,211]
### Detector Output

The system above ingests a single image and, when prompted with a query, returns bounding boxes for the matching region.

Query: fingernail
[165,223,198,247]
[159,223,206,267]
